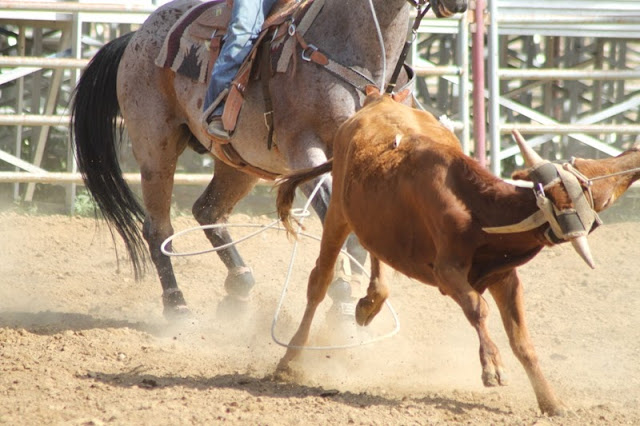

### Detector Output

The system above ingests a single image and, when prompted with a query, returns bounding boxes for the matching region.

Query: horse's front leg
[192,159,259,311]
[299,176,368,325]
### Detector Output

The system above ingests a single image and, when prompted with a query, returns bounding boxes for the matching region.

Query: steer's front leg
[276,204,351,375]
[435,257,508,387]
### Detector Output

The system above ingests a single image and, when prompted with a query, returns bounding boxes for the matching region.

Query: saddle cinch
[155,0,327,179]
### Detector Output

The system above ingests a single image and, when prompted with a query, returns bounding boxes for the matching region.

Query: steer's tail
[276,159,334,236]
[70,32,148,279]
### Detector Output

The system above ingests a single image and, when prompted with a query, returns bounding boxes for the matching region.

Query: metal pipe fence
[1,0,639,198]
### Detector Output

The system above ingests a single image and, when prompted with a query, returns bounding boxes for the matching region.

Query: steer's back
[331,95,470,279]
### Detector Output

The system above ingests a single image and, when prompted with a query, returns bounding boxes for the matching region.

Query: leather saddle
[155,0,323,179]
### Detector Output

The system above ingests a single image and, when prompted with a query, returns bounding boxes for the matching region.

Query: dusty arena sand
[1,207,639,425]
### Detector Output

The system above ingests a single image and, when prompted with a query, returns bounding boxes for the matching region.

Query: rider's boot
[206,115,230,140]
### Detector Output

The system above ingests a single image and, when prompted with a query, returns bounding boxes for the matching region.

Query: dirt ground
[1,201,639,425]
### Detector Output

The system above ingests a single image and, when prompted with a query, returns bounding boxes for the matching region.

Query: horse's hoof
[327,277,352,301]
[162,289,193,322]
[163,304,194,322]
[224,266,255,298]
[216,294,250,322]
[325,299,359,342]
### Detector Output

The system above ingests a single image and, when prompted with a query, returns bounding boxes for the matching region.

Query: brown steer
[274,87,640,416]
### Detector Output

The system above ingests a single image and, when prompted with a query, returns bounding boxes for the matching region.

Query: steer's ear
[391,89,411,103]
[363,85,384,106]
[511,168,533,182]
[365,85,381,97]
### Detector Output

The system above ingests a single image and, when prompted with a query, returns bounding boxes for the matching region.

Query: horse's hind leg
[192,159,259,305]
[133,126,190,319]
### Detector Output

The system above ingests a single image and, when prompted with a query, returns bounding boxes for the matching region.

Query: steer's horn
[513,129,545,167]
[570,235,596,269]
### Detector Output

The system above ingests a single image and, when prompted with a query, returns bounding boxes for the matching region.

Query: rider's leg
[203,0,278,138]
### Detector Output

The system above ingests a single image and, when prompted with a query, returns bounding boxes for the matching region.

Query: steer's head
[511,130,640,269]
[429,0,468,18]
[569,146,640,212]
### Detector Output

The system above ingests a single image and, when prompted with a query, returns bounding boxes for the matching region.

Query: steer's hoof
[544,405,568,417]
[273,362,295,381]
[539,398,568,417]
[355,296,385,327]
[482,367,508,387]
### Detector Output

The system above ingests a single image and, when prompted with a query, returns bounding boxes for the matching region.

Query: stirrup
[206,116,230,140]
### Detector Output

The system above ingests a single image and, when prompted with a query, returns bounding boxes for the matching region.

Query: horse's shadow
[85,369,508,415]
[0,310,161,335]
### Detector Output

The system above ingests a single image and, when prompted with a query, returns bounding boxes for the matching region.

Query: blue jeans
[204,0,278,115]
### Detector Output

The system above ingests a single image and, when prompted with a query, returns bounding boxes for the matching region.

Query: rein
[568,157,640,183]
[591,168,640,181]
[483,160,640,239]
[368,0,387,91]
[287,0,428,96]
[385,0,432,94]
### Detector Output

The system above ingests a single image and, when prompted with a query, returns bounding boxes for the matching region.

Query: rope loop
[160,173,401,351]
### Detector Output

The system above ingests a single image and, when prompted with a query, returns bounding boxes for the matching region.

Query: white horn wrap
[570,235,596,269]
[513,129,545,167]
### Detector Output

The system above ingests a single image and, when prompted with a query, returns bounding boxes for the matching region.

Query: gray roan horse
[70,0,467,319]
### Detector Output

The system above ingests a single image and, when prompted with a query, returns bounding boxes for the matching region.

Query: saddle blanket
[154,0,320,83]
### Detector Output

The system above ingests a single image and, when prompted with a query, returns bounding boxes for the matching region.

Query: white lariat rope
[366,0,387,92]
[161,174,400,351]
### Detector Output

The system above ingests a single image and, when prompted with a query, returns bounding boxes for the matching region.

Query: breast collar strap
[279,0,418,98]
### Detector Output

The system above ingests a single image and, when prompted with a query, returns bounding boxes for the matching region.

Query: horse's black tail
[70,32,147,279]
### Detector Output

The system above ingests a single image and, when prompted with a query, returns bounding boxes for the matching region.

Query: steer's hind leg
[489,270,566,416]
[355,256,389,326]
[192,159,259,313]
[276,202,351,374]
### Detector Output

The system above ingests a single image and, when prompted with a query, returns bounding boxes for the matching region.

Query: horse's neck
[320,0,410,82]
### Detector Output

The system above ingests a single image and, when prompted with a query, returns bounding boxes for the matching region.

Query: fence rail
[0,56,89,69]
[0,1,155,14]
[1,0,639,206]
